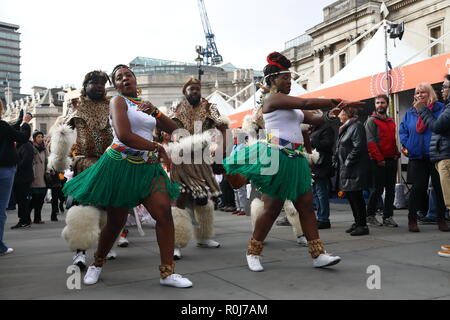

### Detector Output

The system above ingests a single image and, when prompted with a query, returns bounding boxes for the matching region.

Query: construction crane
[196,0,223,65]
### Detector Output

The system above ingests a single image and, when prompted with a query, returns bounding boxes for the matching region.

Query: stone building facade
[283,0,449,91]
[132,67,256,109]
[2,86,67,134]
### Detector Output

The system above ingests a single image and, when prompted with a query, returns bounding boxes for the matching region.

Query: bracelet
[151,108,161,118]
[331,98,343,107]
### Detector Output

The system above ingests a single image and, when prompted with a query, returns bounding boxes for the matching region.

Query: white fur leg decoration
[284,201,303,238]
[193,200,215,241]
[172,207,193,248]
[61,205,102,251]
[166,131,214,156]
[47,124,76,172]
[250,198,265,231]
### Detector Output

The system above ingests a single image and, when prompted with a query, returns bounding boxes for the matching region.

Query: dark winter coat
[0,118,31,167]
[310,122,335,178]
[14,140,34,186]
[334,119,370,191]
[418,101,450,163]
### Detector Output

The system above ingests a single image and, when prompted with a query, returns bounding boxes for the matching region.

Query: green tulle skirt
[63,148,180,208]
[223,142,311,201]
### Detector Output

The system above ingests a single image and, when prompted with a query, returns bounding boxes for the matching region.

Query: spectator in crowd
[231,135,248,216]
[10,112,34,230]
[310,118,335,229]
[47,170,66,221]
[219,178,236,212]
[334,106,370,236]
[417,76,450,208]
[29,131,48,224]
[422,183,450,224]
[0,104,31,254]
[365,94,400,227]
[400,83,448,232]
[418,76,450,257]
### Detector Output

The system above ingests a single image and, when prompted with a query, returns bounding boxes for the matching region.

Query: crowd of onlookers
[0,104,69,256]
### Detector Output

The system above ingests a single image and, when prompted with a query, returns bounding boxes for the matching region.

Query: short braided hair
[111,64,136,88]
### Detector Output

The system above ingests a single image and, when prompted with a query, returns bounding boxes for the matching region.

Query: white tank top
[263,108,304,144]
[110,95,155,152]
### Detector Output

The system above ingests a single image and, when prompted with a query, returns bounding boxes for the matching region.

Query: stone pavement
[0,202,449,300]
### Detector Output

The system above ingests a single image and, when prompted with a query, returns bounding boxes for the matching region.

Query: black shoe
[59,204,65,213]
[350,225,369,236]
[419,216,436,225]
[345,223,357,233]
[11,223,31,229]
[51,215,58,222]
[317,221,331,229]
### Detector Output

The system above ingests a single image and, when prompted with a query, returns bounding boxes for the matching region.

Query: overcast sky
[1,0,335,93]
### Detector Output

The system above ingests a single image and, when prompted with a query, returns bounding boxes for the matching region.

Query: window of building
[58,92,65,101]
[430,25,442,56]
[319,52,324,84]
[357,39,363,54]
[339,53,346,70]
[40,123,47,134]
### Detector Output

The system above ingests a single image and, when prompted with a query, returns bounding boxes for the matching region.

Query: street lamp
[195,45,204,80]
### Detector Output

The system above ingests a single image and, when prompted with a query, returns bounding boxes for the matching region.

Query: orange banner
[299,52,450,101]
[229,53,450,128]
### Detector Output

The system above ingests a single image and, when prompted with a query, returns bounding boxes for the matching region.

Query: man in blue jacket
[416,75,450,233]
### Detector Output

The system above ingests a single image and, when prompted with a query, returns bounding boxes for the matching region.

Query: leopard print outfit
[66,96,113,176]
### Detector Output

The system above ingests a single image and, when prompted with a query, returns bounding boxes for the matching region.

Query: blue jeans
[0,166,16,253]
[427,186,450,220]
[313,177,330,222]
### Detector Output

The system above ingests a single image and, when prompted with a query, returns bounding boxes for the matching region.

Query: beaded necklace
[120,94,142,105]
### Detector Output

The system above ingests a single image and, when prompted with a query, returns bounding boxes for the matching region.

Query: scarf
[339,118,357,134]
[415,103,434,134]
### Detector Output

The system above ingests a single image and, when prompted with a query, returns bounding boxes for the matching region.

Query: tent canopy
[207,90,235,116]
[300,25,448,101]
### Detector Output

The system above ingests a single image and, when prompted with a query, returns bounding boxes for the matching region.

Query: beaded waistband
[107,144,158,164]
[262,134,305,158]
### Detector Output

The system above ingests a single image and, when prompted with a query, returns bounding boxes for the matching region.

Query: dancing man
[168,78,229,259]
[48,71,117,269]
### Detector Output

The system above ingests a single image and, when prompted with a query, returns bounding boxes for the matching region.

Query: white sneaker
[73,252,86,270]
[438,250,450,258]
[106,250,117,260]
[313,253,341,268]
[118,236,129,247]
[83,265,102,285]
[296,235,308,247]
[246,254,264,272]
[174,248,182,260]
[197,239,220,248]
[160,273,193,288]
[0,248,14,256]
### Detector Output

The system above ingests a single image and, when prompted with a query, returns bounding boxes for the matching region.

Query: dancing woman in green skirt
[63,65,192,288]
[223,52,363,271]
